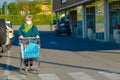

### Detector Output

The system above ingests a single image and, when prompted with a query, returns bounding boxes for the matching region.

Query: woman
[18,15,39,38]
[18,15,40,70]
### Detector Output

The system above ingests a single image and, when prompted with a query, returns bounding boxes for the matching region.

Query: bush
[0,14,56,25]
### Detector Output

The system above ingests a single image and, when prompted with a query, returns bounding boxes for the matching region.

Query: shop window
[95,0,104,40]
[77,6,82,37]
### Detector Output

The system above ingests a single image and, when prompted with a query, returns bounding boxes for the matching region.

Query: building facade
[53,0,120,43]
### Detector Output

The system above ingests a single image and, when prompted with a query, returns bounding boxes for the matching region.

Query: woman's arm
[33,25,40,38]
[18,24,24,37]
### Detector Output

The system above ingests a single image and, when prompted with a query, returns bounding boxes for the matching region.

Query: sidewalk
[13,25,55,31]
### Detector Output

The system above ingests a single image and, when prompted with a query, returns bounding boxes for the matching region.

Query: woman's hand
[36,35,40,39]
[19,36,24,39]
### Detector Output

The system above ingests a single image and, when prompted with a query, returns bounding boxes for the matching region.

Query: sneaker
[25,67,30,71]
[30,66,34,71]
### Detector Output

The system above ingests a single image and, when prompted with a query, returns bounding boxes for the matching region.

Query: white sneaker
[25,67,30,71]
[30,66,34,70]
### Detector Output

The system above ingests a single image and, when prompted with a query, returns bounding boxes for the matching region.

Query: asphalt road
[0,25,120,80]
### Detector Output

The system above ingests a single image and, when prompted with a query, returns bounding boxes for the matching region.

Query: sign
[61,0,67,4]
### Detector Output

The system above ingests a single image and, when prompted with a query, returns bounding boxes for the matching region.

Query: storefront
[109,0,120,43]
[53,0,120,43]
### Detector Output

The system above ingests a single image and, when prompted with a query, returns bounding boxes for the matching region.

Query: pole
[50,0,53,31]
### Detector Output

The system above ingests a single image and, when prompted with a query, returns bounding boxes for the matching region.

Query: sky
[0,0,33,8]
[0,0,16,8]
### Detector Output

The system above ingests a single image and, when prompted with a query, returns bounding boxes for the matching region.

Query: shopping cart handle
[20,37,36,39]
[19,37,23,40]
[19,37,40,41]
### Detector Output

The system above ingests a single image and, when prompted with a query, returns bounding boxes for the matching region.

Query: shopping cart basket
[19,37,41,74]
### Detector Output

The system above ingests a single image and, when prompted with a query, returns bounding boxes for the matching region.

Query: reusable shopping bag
[24,42,40,58]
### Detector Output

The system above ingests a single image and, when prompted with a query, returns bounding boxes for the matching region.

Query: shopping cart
[19,37,41,74]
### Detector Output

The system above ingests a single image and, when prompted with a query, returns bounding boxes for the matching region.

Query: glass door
[86,4,96,39]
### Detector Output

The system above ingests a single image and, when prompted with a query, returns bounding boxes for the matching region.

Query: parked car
[0,19,14,53]
[55,21,71,36]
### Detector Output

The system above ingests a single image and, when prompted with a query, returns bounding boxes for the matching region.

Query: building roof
[53,0,93,12]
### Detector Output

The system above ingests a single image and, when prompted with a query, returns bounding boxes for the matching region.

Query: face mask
[26,21,32,25]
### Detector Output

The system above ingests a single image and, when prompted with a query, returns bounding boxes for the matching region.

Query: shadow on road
[1,55,20,60]
[12,30,120,52]
[0,63,19,71]
[41,60,120,74]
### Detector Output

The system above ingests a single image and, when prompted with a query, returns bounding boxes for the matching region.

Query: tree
[18,1,29,15]
[17,1,41,15]
[29,1,41,14]
[8,2,19,15]
[0,9,3,15]
[2,1,8,15]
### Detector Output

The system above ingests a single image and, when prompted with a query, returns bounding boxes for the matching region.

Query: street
[0,25,120,80]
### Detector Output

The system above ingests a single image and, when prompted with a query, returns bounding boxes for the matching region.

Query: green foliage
[0,14,56,25]
[96,15,104,24]
[0,9,2,15]
[29,1,41,14]
[8,2,19,15]
[18,1,29,14]
[7,1,42,15]
[34,0,52,5]
[0,0,54,25]
[43,0,52,5]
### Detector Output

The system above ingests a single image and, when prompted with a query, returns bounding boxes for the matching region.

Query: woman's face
[26,18,32,25]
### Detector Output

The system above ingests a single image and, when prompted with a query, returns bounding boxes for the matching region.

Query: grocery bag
[24,42,40,58]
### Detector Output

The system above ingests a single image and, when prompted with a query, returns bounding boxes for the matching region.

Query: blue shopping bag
[24,42,40,58]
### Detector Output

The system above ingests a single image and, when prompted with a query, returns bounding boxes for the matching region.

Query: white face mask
[26,21,32,25]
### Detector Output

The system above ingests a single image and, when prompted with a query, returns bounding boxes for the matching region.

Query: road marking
[39,73,61,80]
[4,50,11,75]
[48,41,58,45]
[68,72,95,80]
[98,71,120,80]
[7,75,26,80]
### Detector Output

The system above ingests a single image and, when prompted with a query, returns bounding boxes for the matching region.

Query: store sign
[112,5,120,10]
[109,3,120,12]
[61,0,67,4]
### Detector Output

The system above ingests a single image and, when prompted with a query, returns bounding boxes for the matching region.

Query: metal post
[104,0,109,42]
[82,5,87,38]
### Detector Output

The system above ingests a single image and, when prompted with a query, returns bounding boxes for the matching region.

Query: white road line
[39,73,61,80]
[98,71,120,80]
[7,75,26,80]
[4,50,11,75]
[48,41,58,45]
[68,72,96,80]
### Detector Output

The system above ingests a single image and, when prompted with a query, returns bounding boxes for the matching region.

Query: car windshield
[6,21,12,28]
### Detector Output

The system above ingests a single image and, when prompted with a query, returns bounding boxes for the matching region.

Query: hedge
[0,14,55,25]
